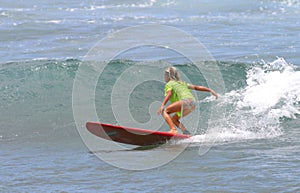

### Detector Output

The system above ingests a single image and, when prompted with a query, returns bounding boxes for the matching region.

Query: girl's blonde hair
[165,67,181,81]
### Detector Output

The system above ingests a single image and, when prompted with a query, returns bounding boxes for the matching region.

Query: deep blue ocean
[1,0,299,192]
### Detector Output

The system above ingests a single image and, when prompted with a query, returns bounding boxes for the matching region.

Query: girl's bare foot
[169,129,178,134]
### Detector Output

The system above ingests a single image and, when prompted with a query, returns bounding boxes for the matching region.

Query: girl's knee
[164,107,172,114]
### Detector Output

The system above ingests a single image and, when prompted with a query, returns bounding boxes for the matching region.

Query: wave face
[0,59,79,141]
[0,58,299,144]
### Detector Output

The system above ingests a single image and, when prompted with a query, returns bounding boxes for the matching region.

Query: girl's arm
[157,90,172,115]
[188,84,218,99]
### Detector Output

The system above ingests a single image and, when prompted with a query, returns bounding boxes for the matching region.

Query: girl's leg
[171,114,187,132]
[171,106,195,134]
[163,100,196,134]
[163,101,182,133]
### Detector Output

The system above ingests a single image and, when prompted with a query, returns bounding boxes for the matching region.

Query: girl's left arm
[188,84,218,99]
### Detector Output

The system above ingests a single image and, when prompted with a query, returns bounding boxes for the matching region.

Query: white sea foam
[186,58,299,144]
[240,58,300,118]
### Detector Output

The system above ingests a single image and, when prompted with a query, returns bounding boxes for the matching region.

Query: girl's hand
[211,90,218,99]
[157,105,164,115]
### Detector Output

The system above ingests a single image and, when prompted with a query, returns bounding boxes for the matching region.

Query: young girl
[157,67,218,134]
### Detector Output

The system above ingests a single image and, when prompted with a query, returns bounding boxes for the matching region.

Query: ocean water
[1,0,300,192]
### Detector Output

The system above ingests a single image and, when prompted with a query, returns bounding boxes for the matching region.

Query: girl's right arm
[157,90,172,115]
[188,84,218,99]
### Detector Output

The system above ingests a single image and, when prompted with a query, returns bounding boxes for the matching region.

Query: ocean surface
[1,0,300,192]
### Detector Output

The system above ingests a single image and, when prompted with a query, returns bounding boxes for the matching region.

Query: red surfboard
[86,122,191,146]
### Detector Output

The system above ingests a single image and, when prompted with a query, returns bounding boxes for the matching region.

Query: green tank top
[164,80,195,103]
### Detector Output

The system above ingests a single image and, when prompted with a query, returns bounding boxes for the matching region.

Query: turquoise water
[1,0,300,192]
